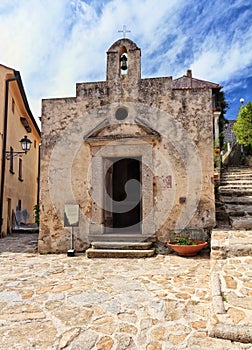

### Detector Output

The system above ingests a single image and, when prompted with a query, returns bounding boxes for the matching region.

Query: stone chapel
[39,37,222,254]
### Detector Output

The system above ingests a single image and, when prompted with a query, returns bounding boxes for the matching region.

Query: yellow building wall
[0,65,40,235]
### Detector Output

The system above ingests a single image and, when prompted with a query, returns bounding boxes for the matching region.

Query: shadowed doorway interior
[104,157,142,233]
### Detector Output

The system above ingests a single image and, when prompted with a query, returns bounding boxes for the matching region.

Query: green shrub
[33,204,40,225]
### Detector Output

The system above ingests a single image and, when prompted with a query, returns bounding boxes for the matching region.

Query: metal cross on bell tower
[118,25,131,38]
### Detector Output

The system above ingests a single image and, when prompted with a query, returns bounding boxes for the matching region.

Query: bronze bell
[120,54,128,70]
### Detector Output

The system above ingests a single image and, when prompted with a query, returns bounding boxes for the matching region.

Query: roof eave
[14,70,41,137]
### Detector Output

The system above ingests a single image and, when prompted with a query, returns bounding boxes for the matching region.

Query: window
[18,158,23,181]
[115,108,128,120]
[11,98,15,114]
[17,200,22,210]
[9,147,14,173]
[7,198,12,234]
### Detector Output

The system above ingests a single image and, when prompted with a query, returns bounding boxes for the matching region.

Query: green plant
[233,101,252,148]
[33,204,40,225]
[174,237,196,246]
[221,292,227,302]
[217,91,229,150]
[214,154,221,169]
[222,142,227,151]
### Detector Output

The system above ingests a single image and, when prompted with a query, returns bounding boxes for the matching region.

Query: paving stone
[168,333,188,345]
[0,291,22,302]
[52,306,93,326]
[224,275,237,289]
[165,299,186,321]
[65,330,98,350]
[0,232,252,349]
[1,311,45,322]
[119,323,138,335]
[115,334,137,350]
[0,321,57,349]
[58,328,81,349]
[227,308,246,324]
[91,316,117,335]
[150,326,166,340]
[118,311,137,323]
[96,336,114,350]
[146,342,162,350]
[68,290,109,305]
[190,320,207,329]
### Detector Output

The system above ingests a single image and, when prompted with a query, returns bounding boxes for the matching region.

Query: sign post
[64,204,79,256]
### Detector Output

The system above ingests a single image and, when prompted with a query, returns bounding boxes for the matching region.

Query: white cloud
[0,0,252,120]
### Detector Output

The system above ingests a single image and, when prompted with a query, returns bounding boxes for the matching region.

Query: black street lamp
[20,135,32,152]
[5,135,32,159]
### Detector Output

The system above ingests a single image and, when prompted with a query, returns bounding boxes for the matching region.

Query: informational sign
[64,205,79,227]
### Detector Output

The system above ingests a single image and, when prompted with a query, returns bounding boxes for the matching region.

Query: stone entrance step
[91,241,153,250]
[225,204,252,215]
[230,216,252,230]
[86,248,155,258]
[220,196,252,205]
[218,189,252,196]
[12,226,39,234]
[86,241,155,258]
[215,166,252,230]
[222,175,252,180]
[88,234,154,242]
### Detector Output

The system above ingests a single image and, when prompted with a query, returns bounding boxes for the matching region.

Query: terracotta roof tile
[173,71,222,90]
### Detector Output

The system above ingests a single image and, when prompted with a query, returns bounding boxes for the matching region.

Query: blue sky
[1,0,252,121]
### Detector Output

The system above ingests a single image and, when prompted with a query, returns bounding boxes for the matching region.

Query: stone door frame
[103,156,142,233]
[89,140,155,240]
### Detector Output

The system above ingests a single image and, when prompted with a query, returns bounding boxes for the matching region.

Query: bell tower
[106,38,141,83]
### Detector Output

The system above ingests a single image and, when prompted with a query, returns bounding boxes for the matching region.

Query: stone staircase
[12,223,39,234]
[86,241,155,258]
[216,166,252,229]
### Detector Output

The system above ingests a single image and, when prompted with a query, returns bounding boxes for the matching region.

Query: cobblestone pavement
[210,256,252,342]
[210,229,252,345]
[0,233,252,350]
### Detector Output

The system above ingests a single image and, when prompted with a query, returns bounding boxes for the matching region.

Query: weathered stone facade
[39,38,220,253]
